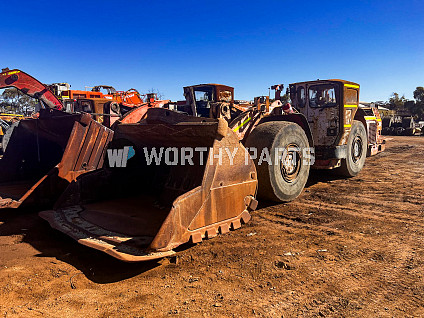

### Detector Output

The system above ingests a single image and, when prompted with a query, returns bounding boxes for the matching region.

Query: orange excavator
[48,83,145,106]
[48,83,169,127]
[91,85,145,107]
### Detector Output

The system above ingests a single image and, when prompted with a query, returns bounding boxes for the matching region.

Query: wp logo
[107,146,135,168]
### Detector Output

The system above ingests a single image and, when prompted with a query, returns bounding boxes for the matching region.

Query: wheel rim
[351,136,363,163]
[280,143,302,183]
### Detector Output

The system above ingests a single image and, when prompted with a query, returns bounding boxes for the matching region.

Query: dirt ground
[0,136,423,318]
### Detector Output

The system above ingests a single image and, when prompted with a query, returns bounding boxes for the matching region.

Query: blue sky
[1,0,423,102]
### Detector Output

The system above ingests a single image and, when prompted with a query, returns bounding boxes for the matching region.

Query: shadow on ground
[0,207,162,284]
[257,169,345,209]
[305,168,346,187]
[0,169,347,282]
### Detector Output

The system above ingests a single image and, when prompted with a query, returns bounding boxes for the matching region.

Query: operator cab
[193,85,215,117]
[92,85,117,95]
[289,80,359,147]
[180,84,234,118]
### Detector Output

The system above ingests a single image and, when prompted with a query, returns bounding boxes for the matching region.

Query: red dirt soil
[0,136,423,317]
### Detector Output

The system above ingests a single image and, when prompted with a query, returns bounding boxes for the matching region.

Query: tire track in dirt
[0,136,423,317]
[295,199,424,226]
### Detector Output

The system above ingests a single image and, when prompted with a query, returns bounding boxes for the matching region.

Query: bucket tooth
[231,219,242,230]
[190,233,203,244]
[219,223,230,234]
[240,210,252,224]
[206,227,218,239]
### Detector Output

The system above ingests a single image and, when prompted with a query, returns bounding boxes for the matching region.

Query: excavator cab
[91,85,117,95]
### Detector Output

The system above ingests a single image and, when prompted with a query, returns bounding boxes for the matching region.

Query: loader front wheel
[245,121,310,202]
[338,120,367,177]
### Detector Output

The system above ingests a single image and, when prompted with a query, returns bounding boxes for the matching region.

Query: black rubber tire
[338,120,367,177]
[396,127,405,136]
[245,121,310,202]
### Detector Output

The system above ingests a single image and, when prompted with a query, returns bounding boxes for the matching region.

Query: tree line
[1,85,424,120]
[385,87,424,120]
[0,88,38,115]
[0,87,166,116]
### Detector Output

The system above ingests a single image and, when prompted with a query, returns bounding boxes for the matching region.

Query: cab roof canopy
[185,84,234,91]
[290,79,360,88]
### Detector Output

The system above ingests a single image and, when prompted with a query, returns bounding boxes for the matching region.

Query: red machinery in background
[48,83,169,127]
[0,68,167,209]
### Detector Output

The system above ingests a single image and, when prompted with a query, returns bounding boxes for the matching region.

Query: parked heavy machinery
[49,83,143,107]
[382,115,416,136]
[417,121,424,135]
[180,81,384,178]
[0,68,114,209]
[40,79,384,262]
[358,105,386,156]
[49,83,169,128]
[62,93,170,128]
[402,117,416,136]
[50,83,146,111]
[0,68,171,211]
[91,85,146,109]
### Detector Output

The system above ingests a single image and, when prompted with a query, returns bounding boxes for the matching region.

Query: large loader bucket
[40,108,258,262]
[0,109,113,209]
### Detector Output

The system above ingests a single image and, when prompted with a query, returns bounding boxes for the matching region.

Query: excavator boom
[0,69,63,110]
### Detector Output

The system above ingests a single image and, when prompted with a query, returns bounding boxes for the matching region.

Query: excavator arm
[0,69,63,110]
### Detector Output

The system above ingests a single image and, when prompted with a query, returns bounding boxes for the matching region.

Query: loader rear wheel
[245,121,310,202]
[338,120,367,177]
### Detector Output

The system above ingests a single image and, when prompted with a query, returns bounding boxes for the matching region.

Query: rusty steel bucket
[40,108,258,262]
[0,109,113,209]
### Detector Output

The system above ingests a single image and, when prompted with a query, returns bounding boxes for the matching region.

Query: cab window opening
[309,85,337,108]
